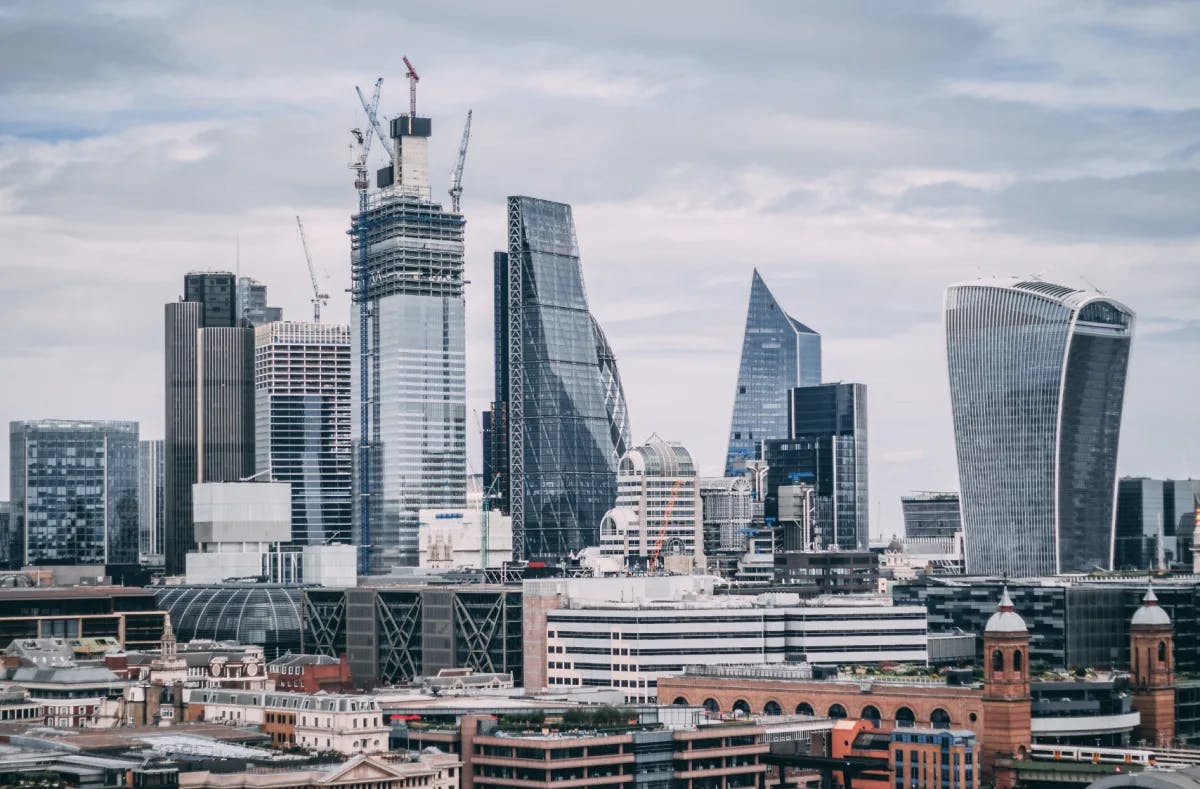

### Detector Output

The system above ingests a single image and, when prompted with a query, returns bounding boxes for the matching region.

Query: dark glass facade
[137,440,164,560]
[165,273,256,574]
[762,383,868,550]
[1115,478,1166,570]
[893,578,1200,675]
[492,197,631,560]
[155,583,305,660]
[725,270,821,473]
[9,420,139,566]
[945,279,1133,577]
[236,276,282,326]
[901,493,961,539]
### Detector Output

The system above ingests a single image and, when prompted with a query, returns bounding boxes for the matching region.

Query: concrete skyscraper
[726,270,821,473]
[351,107,466,572]
[9,420,139,567]
[164,271,257,574]
[138,439,164,562]
[486,197,631,561]
[255,321,352,546]
[945,278,1134,577]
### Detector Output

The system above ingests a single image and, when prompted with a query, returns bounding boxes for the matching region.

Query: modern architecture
[945,278,1134,577]
[725,270,821,473]
[235,276,282,326]
[523,575,927,700]
[9,420,139,567]
[699,476,759,555]
[0,586,167,649]
[763,383,869,551]
[599,436,703,570]
[351,109,466,573]
[156,583,306,660]
[165,271,256,574]
[137,440,164,562]
[302,583,523,688]
[488,196,631,561]
[901,492,962,539]
[254,321,352,546]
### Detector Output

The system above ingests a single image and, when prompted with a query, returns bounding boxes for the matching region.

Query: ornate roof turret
[984,586,1028,634]
[1131,581,1171,627]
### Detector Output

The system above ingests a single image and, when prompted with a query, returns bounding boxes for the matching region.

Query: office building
[599,436,703,570]
[235,276,282,326]
[523,575,927,699]
[1116,478,1169,570]
[901,492,962,539]
[165,271,256,574]
[0,586,167,649]
[726,270,821,473]
[302,583,523,688]
[137,439,164,562]
[488,197,631,561]
[763,383,869,551]
[254,321,352,546]
[699,476,758,555]
[417,507,513,569]
[1167,479,1200,564]
[351,110,467,574]
[0,503,9,568]
[945,278,1134,577]
[9,420,139,567]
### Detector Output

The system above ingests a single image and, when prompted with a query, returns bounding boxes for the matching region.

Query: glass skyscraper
[9,420,139,566]
[762,382,869,550]
[945,278,1134,577]
[489,196,631,560]
[137,439,164,561]
[351,112,466,572]
[726,270,821,473]
[901,492,962,539]
[164,272,257,574]
[255,321,352,546]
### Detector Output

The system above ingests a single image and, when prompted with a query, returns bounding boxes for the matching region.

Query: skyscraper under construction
[350,89,467,573]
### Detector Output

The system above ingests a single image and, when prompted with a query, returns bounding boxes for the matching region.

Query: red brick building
[1130,584,1175,748]
[268,653,352,693]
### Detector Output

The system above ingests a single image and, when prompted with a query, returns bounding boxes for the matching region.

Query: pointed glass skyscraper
[726,270,821,473]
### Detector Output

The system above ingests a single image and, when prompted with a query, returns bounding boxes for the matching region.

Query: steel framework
[506,197,525,562]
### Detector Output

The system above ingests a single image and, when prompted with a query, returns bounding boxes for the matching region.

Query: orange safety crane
[649,480,684,570]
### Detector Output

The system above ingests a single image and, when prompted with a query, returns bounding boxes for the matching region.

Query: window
[1159,641,1167,663]
[1013,649,1023,672]
[992,650,1003,671]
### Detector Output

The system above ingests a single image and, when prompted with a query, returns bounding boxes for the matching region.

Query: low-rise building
[418,508,513,570]
[0,586,167,650]
[525,575,927,701]
[268,653,352,693]
[189,689,388,755]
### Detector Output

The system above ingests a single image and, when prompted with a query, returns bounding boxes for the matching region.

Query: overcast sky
[1,1,1198,537]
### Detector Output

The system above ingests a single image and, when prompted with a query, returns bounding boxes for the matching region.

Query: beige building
[190,689,388,756]
[179,753,460,789]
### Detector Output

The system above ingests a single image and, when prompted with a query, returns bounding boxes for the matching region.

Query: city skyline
[1,3,1198,538]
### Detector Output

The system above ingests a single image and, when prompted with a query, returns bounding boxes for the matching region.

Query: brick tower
[982,587,1030,789]
[1130,582,1175,747]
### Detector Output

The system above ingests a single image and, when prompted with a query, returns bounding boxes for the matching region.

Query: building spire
[161,615,177,661]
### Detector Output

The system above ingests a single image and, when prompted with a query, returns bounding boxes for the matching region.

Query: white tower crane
[449,110,472,213]
[295,215,329,322]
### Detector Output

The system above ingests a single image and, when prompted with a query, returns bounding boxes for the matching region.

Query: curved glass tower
[726,270,821,473]
[491,196,631,561]
[945,278,1134,577]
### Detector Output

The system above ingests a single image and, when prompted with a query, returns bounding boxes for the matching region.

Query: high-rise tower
[726,270,821,473]
[138,439,165,562]
[164,271,257,574]
[10,420,139,567]
[351,105,466,573]
[945,278,1134,577]
[255,321,352,546]
[490,197,631,561]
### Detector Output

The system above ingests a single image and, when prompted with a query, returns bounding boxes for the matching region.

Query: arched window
[861,705,881,726]
[764,700,782,715]
[732,699,751,716]
[1159,641,1168,663]
[895,707,916,728]
[702,698,720,715]
[992,650,1004,671]
[672,697,690,706]
[795,702,814,716]
[827,703,847,720]
[1013,649,1023,672]
[931,708,951,728]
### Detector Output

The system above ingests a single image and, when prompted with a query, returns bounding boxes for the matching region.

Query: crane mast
[402,56,419,117]
[449,110,472,213]
[295,216,329,322]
